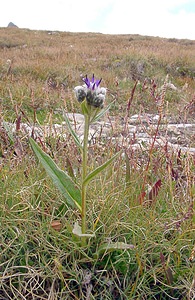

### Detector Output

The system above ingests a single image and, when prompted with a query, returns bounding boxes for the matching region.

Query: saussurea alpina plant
[29,74,122,242]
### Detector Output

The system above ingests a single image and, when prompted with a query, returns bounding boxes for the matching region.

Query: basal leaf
[29,138,81,211]
[94,242,135,258]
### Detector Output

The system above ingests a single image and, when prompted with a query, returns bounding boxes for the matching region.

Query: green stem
[81,113,90,235]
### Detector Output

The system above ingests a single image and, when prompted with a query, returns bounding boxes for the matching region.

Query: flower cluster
[74,74,106,108]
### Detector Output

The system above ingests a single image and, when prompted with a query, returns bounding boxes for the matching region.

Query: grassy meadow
[0,27,195,299]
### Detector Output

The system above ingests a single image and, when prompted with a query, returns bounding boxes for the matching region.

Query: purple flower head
[83,74,102,91]
[74,74,106,109]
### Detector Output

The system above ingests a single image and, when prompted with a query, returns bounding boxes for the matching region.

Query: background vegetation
[0,27,194,299]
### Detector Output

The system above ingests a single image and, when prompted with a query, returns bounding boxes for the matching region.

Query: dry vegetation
[0,27,195,121]
[0,27,195,299]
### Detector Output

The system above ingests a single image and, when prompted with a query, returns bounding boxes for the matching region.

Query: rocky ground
[2,112,195,155]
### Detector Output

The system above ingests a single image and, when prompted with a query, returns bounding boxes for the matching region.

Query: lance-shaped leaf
[83,151,121,186]
[90,101,114,123]
[29,138,81,211]
[94,242,135,258]
[81,100,89,116]
[63,113,82,151]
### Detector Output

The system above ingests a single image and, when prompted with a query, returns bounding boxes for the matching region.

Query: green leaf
[81,100,89,115]
[83,151,121,186]
[63,113,82,151]
[91,101,115,123]
[29,138,81,211]
[125,150,131,185]
[94,242,135,258]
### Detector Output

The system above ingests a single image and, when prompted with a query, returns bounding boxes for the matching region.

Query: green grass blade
[125,151,130,185]
[29,138,81,211]
[83,151,121,186]
[63,113,83,151]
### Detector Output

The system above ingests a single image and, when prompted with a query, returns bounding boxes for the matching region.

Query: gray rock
[7,22,18,28]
